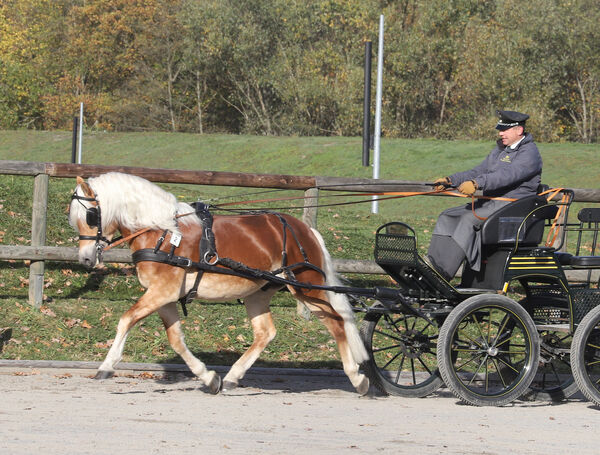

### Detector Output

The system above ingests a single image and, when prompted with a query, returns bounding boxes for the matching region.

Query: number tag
[170,232,182,247]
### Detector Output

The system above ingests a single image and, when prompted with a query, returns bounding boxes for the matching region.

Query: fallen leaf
[40,306,56,317]
[80,320,92,329]
[65,318,81,328]
[55,373,72,379]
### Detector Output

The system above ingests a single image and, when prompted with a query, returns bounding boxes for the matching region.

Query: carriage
[69,173,600,406]
[360,187,600,406]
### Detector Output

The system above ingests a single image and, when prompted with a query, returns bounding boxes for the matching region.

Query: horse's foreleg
[222,290,277,391]
[296,293,369,396]
[157,303,221,394]
[95,317,130,379]
[95,288,173,379]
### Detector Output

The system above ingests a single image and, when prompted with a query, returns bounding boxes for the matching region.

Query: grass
[0,130,598,369]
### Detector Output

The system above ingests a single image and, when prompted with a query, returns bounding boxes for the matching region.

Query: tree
[0,0,62,128]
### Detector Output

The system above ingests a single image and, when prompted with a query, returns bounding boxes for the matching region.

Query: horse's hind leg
[295,291,369,395]
[157,302,221,394]
[222,289,278,391]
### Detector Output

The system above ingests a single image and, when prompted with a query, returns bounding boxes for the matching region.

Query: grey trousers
[427,199,510,279]
[427,234,464,281]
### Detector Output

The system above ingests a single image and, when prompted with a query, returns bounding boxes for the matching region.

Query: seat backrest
[578,208,600,224]
[575,208,600,257]
[480,194,552,246]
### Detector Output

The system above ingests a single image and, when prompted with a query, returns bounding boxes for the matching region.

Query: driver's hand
[458,180,477,196]
[433,177,451,191]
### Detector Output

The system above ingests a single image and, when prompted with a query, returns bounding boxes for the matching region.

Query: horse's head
[69,176,117,268]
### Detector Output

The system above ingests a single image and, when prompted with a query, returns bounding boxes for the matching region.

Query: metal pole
[77,103,83,164]
[362,41,372,167]
[71,117,78,164]
[372,15,384,214]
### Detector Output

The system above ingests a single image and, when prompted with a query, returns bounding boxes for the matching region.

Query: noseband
[71,191,115,259]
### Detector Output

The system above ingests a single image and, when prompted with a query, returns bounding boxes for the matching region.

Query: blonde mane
[70,172,199,233]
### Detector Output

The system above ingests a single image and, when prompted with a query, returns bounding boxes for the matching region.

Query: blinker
[86,207,99,227]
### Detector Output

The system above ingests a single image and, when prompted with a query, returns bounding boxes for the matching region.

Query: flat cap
[495,110,529,130]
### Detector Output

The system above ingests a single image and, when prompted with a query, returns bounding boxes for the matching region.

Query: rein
[191,188,518,222]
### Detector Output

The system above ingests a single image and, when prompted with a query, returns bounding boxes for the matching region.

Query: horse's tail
[311,228,369,364]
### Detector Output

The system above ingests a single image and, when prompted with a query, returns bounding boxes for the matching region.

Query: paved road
[1,361,599,454]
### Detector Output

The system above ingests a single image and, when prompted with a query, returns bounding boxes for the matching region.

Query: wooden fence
[1,159,599,307]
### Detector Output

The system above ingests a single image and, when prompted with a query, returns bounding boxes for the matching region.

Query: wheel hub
[486,346,499,356]
[399,330,430,359]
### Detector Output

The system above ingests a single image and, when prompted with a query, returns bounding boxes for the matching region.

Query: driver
[427,110,543,281]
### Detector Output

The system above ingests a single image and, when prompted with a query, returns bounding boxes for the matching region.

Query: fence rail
[2,159,599,306]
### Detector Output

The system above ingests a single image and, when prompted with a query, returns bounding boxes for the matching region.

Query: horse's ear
[77,176,94,197]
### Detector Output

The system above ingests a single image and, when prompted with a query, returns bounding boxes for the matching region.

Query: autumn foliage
[0,0,598,142]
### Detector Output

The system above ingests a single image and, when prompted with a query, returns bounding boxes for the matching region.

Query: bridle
[71,191,116,260]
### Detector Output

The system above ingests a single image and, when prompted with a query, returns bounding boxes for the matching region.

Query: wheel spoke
[373,328,403,343]
[487,308,494,345]
[496,313,511,340]
[467,355,488,387]
[471,313,487,345]
[455,351,484,372]
[394,354,407,383]
[457,331,485,350]
[417,355,434,375]
[494,330,522,349]
[492,357,508,387]
[497,348,526,356]
[495,354,520,374]
[382,350,403,370]
[372,343,402,354]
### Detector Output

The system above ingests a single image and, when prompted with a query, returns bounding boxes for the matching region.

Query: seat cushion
[570,256,600,268]
[554,252,573,265]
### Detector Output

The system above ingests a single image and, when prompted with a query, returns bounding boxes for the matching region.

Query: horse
[69,172,369,395]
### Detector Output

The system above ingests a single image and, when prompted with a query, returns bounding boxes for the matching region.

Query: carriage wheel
[521,328,577,401]
[571,305,600,406]
[360,306,444,398]
[437,294,539,406]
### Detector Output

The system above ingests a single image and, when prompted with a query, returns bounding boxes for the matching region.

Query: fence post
[28,173,48,307]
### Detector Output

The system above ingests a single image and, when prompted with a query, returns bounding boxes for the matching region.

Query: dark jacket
[449,133,542,199]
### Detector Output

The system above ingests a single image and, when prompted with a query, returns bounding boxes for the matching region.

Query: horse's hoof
[208,374,222,395]
[356,376,370,396]
[221,380,238,392]
[94,370,114,380]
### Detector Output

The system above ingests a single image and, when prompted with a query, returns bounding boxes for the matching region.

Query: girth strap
[179,203,217,316]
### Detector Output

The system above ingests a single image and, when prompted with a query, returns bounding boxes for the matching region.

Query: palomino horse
[69,172,369,394]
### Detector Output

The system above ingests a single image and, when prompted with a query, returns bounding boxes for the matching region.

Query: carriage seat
[478,194,553,248]
[460,192,558,290]
[554,208,600,269]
